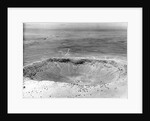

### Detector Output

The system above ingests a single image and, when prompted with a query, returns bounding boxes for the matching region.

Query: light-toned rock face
[23,57,127,98]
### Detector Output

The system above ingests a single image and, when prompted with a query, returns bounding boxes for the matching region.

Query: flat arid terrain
[23,23,127,98]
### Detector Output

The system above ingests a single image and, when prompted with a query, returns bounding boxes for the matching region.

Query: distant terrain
[23,25,127,65]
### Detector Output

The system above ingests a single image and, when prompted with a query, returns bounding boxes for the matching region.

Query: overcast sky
[24,22,127,30]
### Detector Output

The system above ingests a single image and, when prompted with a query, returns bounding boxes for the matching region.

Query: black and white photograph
[23,22,127,98]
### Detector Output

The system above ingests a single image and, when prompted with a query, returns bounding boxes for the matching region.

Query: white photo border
[8,8,142,113]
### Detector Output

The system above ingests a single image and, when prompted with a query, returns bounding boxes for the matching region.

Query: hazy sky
[24,22,127,30]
